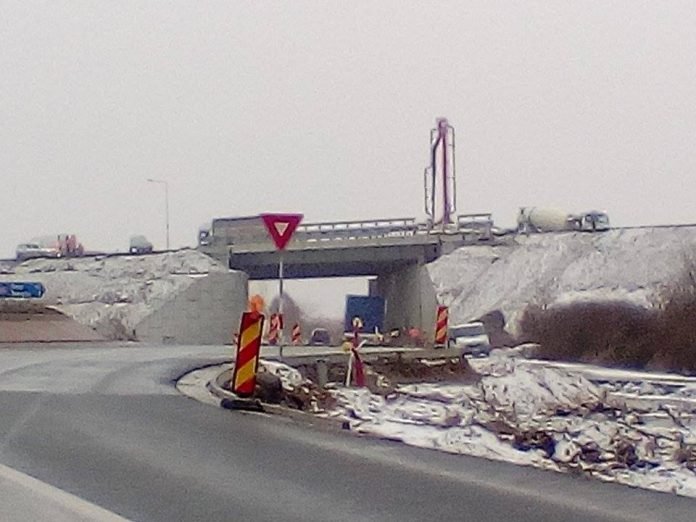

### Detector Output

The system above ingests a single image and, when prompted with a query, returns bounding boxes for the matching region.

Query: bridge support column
[373,263,438,344]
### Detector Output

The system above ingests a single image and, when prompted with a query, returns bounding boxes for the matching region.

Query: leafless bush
[517,258,696,373]
[649,258,696,372]
[518,302,660,368]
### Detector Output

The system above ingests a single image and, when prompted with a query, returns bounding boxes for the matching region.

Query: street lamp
[146,178,170,250]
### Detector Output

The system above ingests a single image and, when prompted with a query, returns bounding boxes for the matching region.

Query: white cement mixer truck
[517,207,610,234]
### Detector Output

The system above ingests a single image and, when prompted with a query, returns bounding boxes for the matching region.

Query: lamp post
[146,178,170,250]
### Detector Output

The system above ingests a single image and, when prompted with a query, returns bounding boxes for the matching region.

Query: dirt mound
[369,356,480,386]
[0,304,103,343]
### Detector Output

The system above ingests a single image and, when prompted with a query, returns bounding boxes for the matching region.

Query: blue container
[344,295,386,334]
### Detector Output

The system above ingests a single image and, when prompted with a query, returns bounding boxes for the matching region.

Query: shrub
[517,301,661,369]
[516,260,696,373]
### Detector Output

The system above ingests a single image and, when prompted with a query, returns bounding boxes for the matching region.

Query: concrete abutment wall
[373,263,438,341]
[134,272,248,345]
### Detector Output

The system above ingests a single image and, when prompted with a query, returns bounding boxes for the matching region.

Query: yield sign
[260,213,303,250]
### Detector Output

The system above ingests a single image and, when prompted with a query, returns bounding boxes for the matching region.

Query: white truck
[447,322,491,357]
[517,207,610,234]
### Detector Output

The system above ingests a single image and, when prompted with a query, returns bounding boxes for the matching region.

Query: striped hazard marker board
[267,313,283,345]
[434,305,448,347]
[232,312,265,397]
[291,323,301,345]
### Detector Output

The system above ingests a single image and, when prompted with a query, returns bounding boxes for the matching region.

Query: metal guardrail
[295,217,419,242]
[457,214,494,239]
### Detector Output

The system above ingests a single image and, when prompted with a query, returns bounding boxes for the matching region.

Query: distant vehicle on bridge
[16,234,85,261]
[129,235,154,255]
[572,210,611,232]
[198,223,212,247]
[56,234,85,258]
[198,215,271,250]
[15,243,60,261]
[517,207,610,234]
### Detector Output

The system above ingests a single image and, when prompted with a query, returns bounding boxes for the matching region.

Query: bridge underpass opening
[246,264,438,343]
[248,277,369,342]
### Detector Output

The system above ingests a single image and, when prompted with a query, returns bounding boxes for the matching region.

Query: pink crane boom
[424,118,457,227]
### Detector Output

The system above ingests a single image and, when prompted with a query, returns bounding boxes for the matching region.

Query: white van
[447,322,491,356]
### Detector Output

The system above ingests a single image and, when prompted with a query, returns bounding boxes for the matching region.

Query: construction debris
[262,348,696,499]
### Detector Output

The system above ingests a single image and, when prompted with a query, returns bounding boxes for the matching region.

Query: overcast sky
[3,1,696,314]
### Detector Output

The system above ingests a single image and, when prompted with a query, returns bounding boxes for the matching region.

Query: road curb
[206,366,348,430]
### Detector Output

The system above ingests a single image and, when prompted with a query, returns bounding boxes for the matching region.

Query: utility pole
[146,178,170,250]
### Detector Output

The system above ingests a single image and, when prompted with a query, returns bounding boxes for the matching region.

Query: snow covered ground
[298,349,696,498]
[178,347,696,497]
[428,227,696,333]
[0,250,228,338]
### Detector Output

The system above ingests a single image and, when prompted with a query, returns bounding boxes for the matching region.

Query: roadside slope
[1,250,247,343]
[428,226,696,332]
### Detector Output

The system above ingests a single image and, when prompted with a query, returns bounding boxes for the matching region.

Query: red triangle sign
[260,213,303,250]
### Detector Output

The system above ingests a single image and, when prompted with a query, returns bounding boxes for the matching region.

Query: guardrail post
[316,359,328,388]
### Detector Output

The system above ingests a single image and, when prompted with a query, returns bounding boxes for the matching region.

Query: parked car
[309,328,332,346]
[129,235,154,255]
[15,243,60,261]
[447,322,491,357]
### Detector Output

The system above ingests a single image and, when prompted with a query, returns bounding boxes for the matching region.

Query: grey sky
[2,0,696,311]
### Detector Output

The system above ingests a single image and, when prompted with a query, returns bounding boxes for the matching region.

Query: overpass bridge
[199,214,496,337]
[199,214,496,279]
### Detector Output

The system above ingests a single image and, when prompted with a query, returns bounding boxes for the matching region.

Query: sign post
[260,213,303,359]
[278,252,284,351]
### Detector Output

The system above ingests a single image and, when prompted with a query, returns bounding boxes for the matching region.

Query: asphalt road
[0,342,693,521]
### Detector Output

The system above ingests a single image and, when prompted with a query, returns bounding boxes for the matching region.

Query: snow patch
[260,360,305,391]
[1,250,229,338]
[326,351,696,498]
[428,228,696,333]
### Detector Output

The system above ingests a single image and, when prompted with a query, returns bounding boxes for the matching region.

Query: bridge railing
[295,218,419,242]
[456,213,493,239]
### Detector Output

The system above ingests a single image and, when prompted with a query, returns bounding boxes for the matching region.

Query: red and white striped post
[291,323,301,345]
[434,305,448,347]
[345,317,365,387]
[267,313,283,346]
[231,311,265,397]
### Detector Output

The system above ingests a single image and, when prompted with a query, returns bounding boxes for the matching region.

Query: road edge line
[0,462,130,521]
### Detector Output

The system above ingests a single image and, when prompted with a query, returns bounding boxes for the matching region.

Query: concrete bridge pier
[371,263,438,343]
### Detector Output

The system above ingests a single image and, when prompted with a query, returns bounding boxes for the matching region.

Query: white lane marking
[0,463,130,521]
